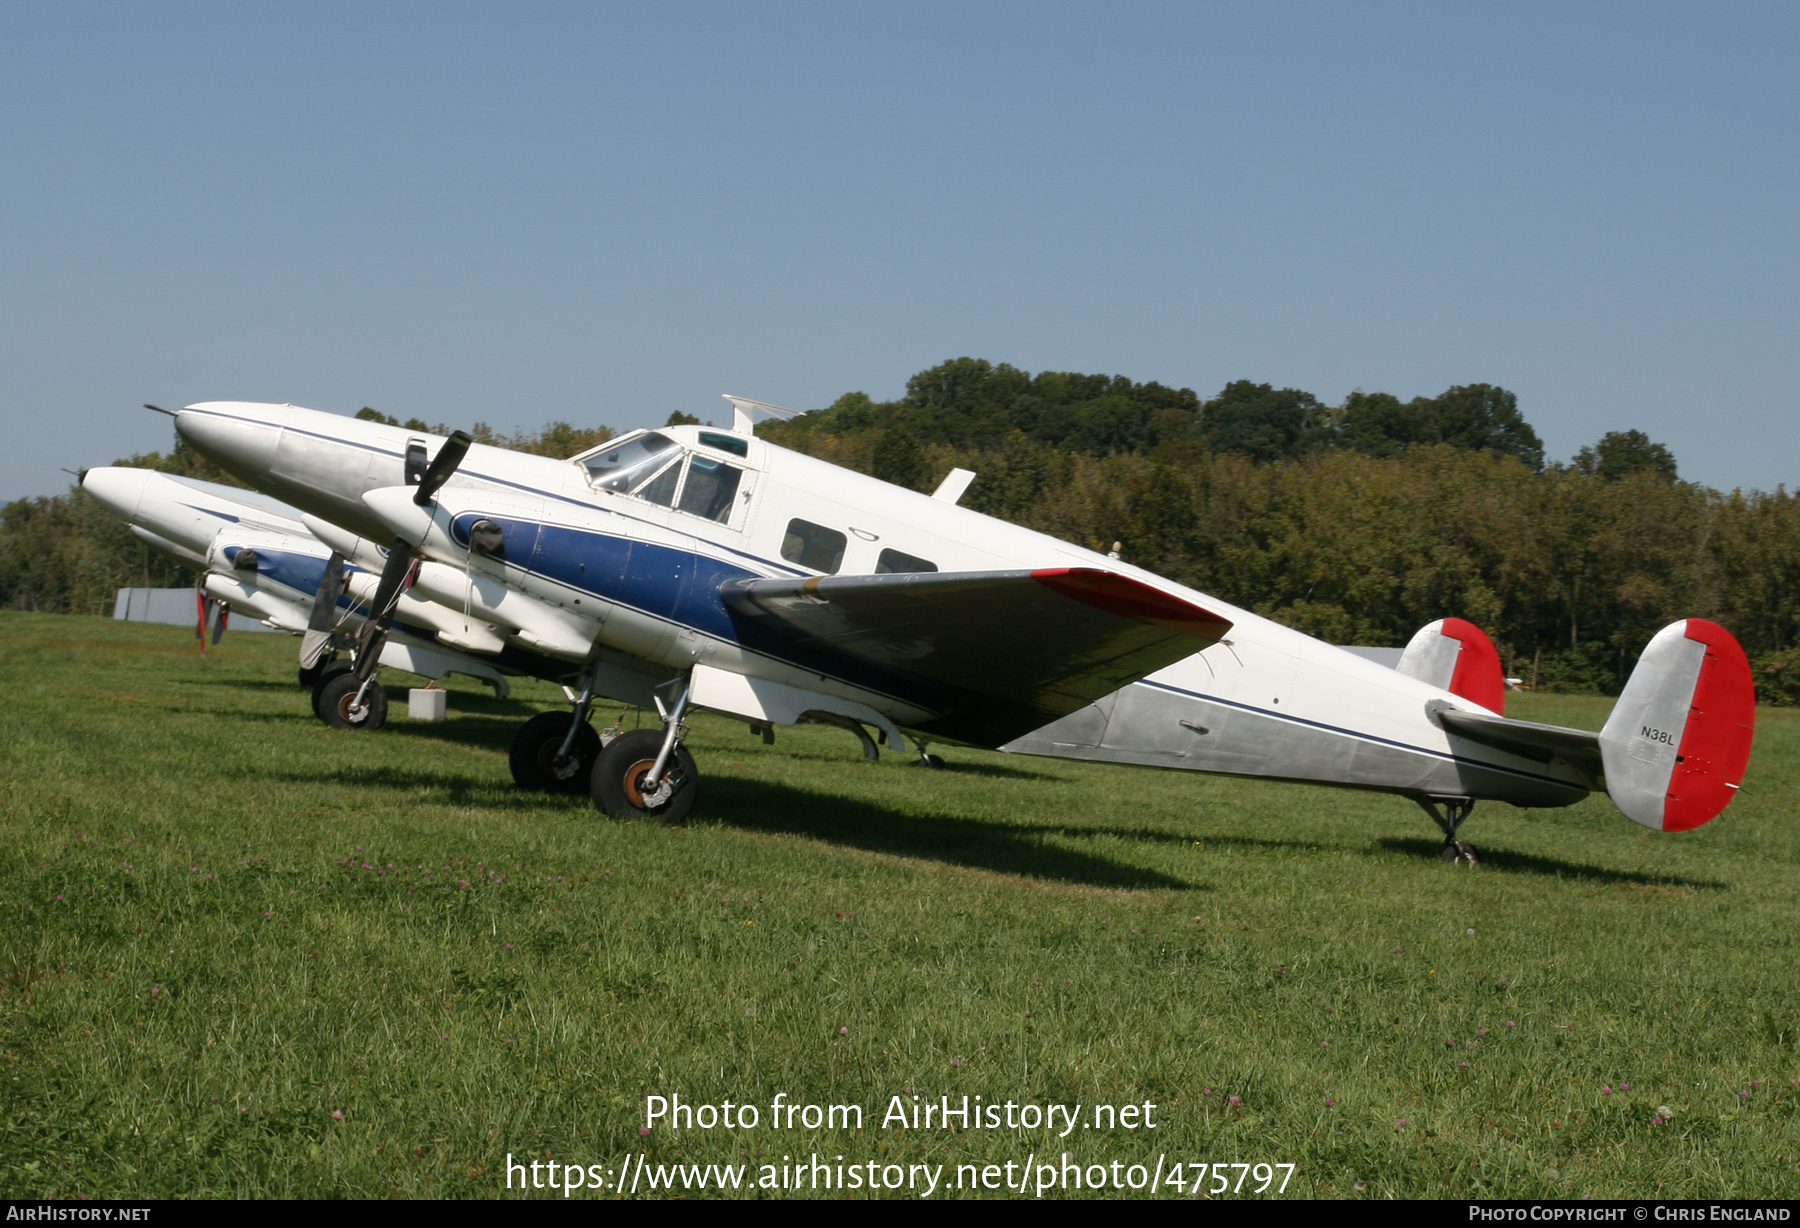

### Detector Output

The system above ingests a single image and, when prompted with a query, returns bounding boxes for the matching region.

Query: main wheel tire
[299,656,335,690]
[509,712,603,793]
[591,728,698,822]
[317,672,389,730]
[309,659,356,716]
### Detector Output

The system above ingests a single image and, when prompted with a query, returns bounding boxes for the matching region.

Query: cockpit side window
[634,459,682,507]
[583,432,681,493]
[677,455,742,522]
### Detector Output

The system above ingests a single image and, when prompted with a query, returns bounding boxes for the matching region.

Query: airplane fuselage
[172,401,1591,810]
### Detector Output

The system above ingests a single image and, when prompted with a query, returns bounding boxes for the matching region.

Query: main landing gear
[509,669,607,793]
[1417,795,1479,865]
[304,650,380,730]
[589,675,698,822]
[509,669,699,822]
[309,536,422,732]
[591,728,698,823]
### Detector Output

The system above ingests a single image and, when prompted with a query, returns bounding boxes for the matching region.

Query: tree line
[5,365,1798,701]
[765,359,1800,700]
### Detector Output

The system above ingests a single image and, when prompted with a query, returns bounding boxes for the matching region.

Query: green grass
[2,610,1797,1199]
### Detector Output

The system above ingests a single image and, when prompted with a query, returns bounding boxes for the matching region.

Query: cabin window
[875,548,937,574]
[781,518,846,574]
[583,432,681,493]
[677,455,742,522]
[634,459,681,507]
[697,431,749,458]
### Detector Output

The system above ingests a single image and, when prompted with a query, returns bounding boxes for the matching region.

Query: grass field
[1,610,1796,1200]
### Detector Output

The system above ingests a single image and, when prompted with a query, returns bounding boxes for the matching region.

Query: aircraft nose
[79,466,152,519]
[175,407,280,484]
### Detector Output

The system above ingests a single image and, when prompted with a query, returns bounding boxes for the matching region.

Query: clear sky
[1,2,1794,500]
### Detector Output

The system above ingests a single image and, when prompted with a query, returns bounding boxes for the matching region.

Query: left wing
[719,567,1231,746]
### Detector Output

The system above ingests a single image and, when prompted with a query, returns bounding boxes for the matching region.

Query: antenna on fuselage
[721,395,801,434]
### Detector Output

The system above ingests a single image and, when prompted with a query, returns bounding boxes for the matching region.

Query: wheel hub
[545,750,582,781]
[622,760,673,809]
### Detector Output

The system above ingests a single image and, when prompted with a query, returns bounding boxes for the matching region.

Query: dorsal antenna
[721,395,801,434]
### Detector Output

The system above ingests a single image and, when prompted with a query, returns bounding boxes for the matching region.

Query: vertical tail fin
[1600,619,1755,831]
[1398,618,1506,715]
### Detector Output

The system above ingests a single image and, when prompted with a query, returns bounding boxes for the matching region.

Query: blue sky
[2,2,1794,499]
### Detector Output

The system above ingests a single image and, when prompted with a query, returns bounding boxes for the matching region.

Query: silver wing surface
[718,567,1231,747]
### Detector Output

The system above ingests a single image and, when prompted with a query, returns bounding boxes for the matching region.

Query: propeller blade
[214,605,228,646]
[196,589,207,653]
[353,537,418,677]
[413,430,472,506]
[300,551,346,669]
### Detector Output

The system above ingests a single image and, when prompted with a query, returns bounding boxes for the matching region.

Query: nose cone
[175,406,281,486]
[83,465,219,555]
[79,466,153,520]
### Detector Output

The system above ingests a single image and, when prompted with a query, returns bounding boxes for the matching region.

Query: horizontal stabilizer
[1399,618,1506,714]
[719,567,1231,747]
[1437,708,1602,785]
[1599,619,1755,831]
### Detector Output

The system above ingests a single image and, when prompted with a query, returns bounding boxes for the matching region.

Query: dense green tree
[1198,380,1325,461]
[1574,429,1678,482]
[764,358,1202,457]
[1333,391,1420,458]
[1427,385,1544,470]
[1335,384,1542,469]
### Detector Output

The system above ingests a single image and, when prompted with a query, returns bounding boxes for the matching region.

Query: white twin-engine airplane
[152,396,1752,861]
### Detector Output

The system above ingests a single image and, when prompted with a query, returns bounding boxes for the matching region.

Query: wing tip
[1030,567,1231,639]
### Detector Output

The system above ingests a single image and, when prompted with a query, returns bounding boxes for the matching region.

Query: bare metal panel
[1009,681,1590,808]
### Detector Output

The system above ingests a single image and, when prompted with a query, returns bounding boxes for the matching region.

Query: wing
[1437,708,1604,786]
[718,567,1231,747]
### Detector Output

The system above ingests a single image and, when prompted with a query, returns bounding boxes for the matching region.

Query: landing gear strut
[591,675,697,822]
[1417,795,1479,865]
